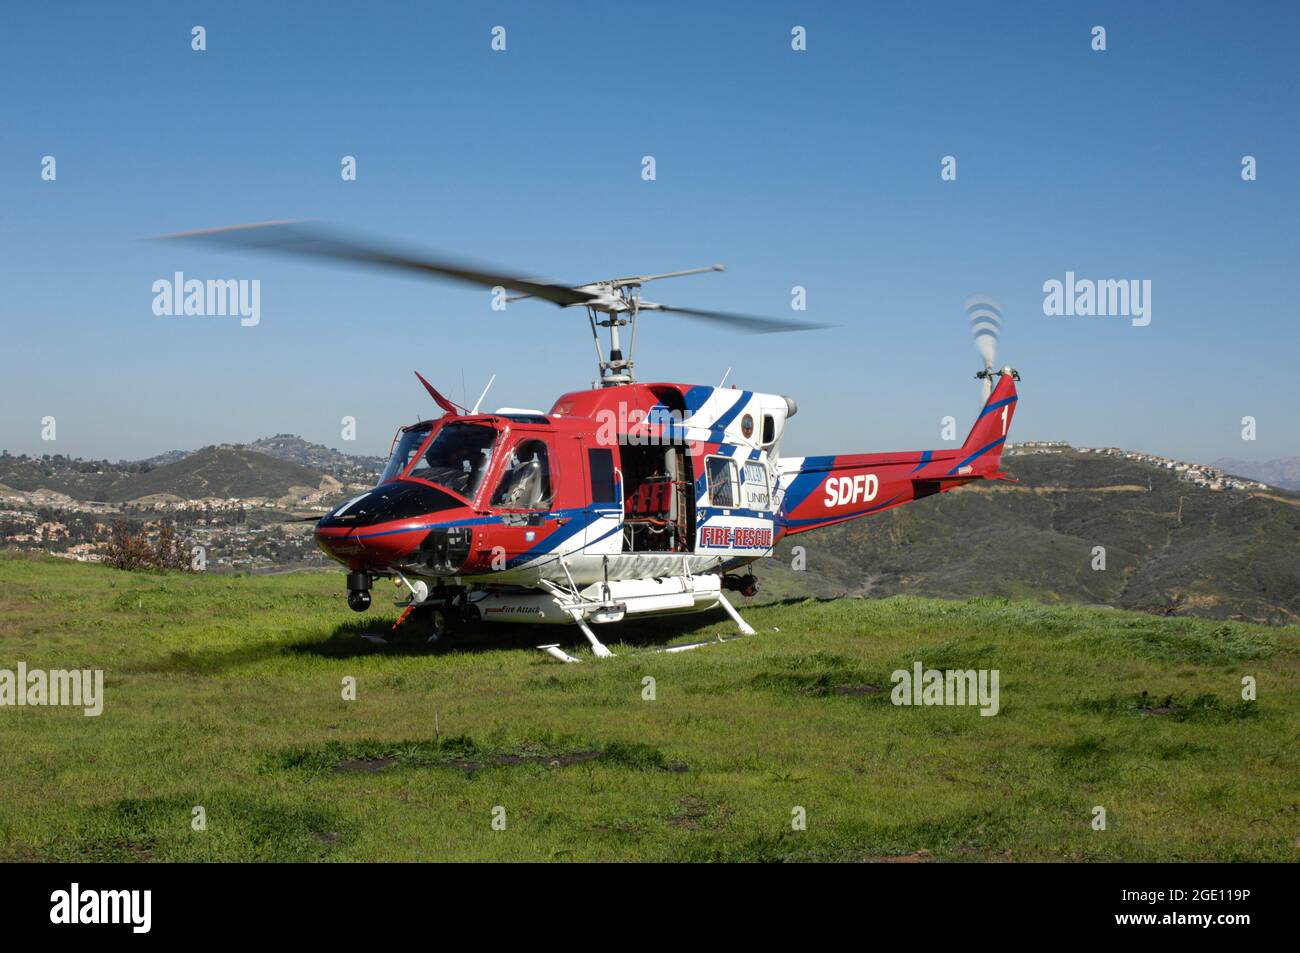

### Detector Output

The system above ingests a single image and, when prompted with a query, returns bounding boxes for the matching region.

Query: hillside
[1,435,382,504]
[0,552,1295,862]
[0,447,330,503]
[104,447,328,502]
[245,434,385,478]
[0,452,144,500]
[137,435,384,482]
[756,451,1300,625]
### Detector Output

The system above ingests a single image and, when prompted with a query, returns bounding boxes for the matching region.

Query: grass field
[1,550,1297,862]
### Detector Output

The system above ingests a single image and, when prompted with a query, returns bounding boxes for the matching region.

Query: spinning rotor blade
[607,264,725,289]
[154,220,598,307]
[640,302,833,334]
[966,295,1001,369]
[965,294,1002,400]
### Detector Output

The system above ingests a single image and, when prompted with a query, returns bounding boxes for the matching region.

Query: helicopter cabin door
[694,448,776,558]
[481,431,574,570]
[580,442,623,556]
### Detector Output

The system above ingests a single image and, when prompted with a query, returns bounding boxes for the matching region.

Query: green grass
[0,550,1297,862]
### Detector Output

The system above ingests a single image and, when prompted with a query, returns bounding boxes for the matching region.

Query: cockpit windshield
[379,424,432,485]
[407,422,497,500]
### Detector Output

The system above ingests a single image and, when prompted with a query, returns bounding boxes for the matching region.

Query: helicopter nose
[314,521,417,568]
[313,482,462,569]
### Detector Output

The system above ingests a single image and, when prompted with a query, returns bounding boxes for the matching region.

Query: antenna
[471,374,497,414]
[718,367,732,388]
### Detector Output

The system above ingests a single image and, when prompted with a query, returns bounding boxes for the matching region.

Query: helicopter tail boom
[775,372,1019,536]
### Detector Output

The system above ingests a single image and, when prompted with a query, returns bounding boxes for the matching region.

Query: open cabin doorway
[619,441,694,553]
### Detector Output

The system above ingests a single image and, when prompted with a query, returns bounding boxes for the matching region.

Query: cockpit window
[380,425,432,485]
[491,439,554,509]
[407,422,497,500]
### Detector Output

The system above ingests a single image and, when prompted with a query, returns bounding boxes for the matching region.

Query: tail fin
[774,371,1020,537]
[951,372,1018,478]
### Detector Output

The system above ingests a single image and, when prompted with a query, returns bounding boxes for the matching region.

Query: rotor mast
[588,284,642,387]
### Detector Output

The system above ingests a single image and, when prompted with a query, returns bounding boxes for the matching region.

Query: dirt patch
[864,849,931,863]
[276,736,684,777]
[1253,492,1300,509]
[669,796,711,829]
[447,750,688,773]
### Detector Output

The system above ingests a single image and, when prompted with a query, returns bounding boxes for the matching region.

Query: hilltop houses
[1006,442,1268,492]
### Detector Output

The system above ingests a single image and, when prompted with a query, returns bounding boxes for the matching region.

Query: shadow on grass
[134,596,814,673]
[287,605,767,661]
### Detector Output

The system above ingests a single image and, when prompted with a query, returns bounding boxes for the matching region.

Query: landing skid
[536,591,757,664]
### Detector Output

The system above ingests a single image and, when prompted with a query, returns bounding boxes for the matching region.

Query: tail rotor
[966,295,1002,401]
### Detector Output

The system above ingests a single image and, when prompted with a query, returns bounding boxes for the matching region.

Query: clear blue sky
[2,1,1296,464]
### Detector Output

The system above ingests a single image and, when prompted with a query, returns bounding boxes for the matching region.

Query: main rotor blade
[642,302,833,334]
[606,264,725,289]
[154,220,598,307]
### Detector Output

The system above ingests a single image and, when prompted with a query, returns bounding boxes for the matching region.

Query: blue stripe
[711,391,751,431]
[693,391,753,442]
[506,509,604,568]
[775,455,838,517]
[946,437,1006,475]
[682,386,713,414]
[349,504,598,541]
[352,514,502,540]
[778,496,899,529]
[976,395,1018,420]
[909,449,933,474]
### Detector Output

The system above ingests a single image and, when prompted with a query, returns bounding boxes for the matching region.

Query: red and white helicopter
[167,223,1019,660]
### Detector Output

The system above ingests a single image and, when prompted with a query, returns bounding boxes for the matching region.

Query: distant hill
[243,435,385,479]
[137,435,383,482]
[0,453,144,501]
[1213,456,1300,491]
[756,450,1300,625]
[1,435,383,504]
[102,447,328,502]
[135,449,190,468]
[0,447,334,503]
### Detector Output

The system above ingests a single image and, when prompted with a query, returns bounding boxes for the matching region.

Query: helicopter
[161,222,1020,661]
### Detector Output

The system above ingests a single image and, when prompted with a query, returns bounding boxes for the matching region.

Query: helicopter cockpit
[381,421,497,501]
[379,424,433,484]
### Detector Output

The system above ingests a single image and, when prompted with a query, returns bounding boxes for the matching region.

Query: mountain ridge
[1,435,383,503]
[1212,455,1300,491]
